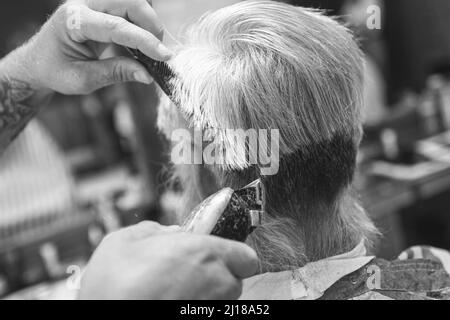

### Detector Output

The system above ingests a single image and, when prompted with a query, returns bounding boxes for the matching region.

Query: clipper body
[182,180,265,242]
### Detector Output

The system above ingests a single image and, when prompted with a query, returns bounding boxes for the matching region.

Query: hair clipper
[181,180,265,242]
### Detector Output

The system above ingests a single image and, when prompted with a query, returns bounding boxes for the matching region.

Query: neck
[172,164,378,274]
[247,190,378,273]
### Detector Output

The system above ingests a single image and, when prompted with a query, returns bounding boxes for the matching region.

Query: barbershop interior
[1,0,450,300]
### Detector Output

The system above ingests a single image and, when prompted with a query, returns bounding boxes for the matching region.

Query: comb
[126,48,179,105]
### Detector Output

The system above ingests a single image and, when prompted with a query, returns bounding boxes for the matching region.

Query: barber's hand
[79,221,259,300]
[17,0,171,95]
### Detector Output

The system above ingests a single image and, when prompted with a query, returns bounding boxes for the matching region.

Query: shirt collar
[241,240,375,300]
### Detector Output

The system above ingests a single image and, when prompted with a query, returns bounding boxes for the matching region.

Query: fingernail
[133,71,153,85]
[158,43,174,59]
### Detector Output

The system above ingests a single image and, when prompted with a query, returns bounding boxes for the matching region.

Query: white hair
[169,0,364,170]
[159,0,378,272]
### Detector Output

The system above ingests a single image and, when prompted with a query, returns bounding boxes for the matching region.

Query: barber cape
[242,241,450,300]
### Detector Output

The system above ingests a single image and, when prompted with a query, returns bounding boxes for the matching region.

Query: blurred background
[1,0,450,299]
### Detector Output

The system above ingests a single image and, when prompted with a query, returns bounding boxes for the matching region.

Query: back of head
[159,0,377,272]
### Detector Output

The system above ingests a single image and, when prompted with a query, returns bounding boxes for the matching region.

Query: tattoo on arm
[0,77,37,152]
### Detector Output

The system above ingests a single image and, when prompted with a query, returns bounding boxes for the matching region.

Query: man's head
[158,0,377,272]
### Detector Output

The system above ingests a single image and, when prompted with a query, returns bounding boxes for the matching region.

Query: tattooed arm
[0,0,171,154]
[0,77,39,152]
[0,50,53,153]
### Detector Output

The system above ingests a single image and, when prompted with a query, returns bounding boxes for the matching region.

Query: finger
[128,3,164,40]
[204,266,243,300]
[121,221,182,241]
[72,56,153,93]
[122,0,165,41]
[205,237,259,279]
[228,279,244,300]
[85,0,164,40]
[71,7,172,60]
[215,275,243,300]
[163,225,183,233]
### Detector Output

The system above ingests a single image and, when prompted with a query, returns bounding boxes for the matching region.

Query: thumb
[80,56,153,92]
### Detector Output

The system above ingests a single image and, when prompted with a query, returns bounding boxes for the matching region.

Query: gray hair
[159,0,378,273]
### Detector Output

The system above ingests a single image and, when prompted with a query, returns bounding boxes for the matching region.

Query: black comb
[126,48,178,104]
